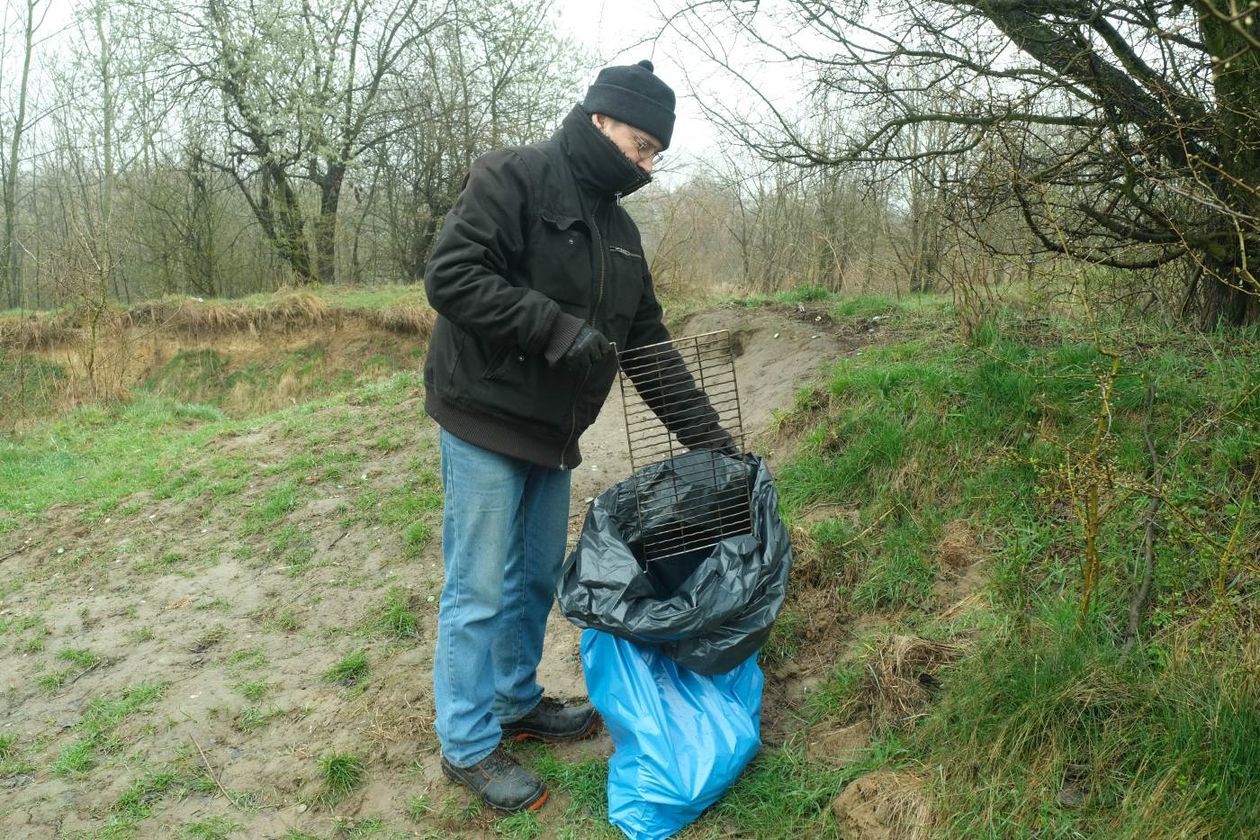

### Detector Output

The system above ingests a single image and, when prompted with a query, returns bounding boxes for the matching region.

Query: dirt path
[0,304,883,838]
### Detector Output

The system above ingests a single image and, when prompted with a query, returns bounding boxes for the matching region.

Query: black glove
[559,325,613,370]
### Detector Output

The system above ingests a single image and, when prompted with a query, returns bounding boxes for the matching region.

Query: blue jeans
[433,429,573,766]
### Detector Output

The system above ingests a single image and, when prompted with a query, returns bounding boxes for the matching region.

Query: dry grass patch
[830,770,930,840]
[0,313,77,351]
[858,635,966,730]
[935,520,980,570]
[5,290,434,353]
[361,303,434,338]
[121,292,337,336]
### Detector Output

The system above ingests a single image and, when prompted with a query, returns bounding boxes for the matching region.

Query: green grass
[405,794,431,822]
[268,523,315,573]
[235,704,282,733]
[181,816,242,839]
[51,683,166,776]
[51,737,97,775]
[114,769,182,821]
[5,289,1255,839]
[403,521,433,555]
[58,647,101,668]
[0,346,428,532]
[235,679,268,702]
[805,661,865,723]
[270,609,300,632]
[318,752,366,802]
[495,811,542,838]
[368,587,421,639]
[707,747,851,838]
[760,606,806,668]
[917,606,1260,839]
[529,751,609,819]
[0,396,234,525]
[0,351,67,424]
[325,651,369,687]
[242,480,300,535]
[0,733,33,777]
[138,335,420,420]
[766,302,1259,838]
[38,671,70,691]
[224,645,267,670]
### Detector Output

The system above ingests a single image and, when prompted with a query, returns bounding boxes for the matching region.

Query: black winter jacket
[423,107,727,468]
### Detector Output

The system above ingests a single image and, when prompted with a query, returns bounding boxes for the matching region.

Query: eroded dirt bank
[1,304,883,838]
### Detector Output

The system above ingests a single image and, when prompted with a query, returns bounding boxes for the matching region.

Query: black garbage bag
[557,451,792,675]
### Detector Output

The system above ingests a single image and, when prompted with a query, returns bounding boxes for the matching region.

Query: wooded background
[1,0,1255,326]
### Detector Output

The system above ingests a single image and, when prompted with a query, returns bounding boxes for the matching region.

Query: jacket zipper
[560,198,609,469]
[560,365,594,469]
[593,199,608,322]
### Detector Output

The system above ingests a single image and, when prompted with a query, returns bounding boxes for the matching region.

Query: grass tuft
[51,683,165,776]
[495,811,543,838]
[324,651,369,687]
[405,794,431,822]
[318,752,366,802]
[235,679,268,702]
[181,816,242,839]
[57,647,101,669]
[369,586,421,639]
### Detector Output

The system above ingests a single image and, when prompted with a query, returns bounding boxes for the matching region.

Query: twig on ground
[188,728,235,803]
[0,540,33,563]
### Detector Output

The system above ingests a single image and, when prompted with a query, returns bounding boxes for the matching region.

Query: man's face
[593,115,664,174]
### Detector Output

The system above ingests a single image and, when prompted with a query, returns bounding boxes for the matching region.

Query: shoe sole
[505,714,601,744]
[440,763,549,814]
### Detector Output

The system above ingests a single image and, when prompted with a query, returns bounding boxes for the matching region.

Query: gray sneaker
[441,746,547,813]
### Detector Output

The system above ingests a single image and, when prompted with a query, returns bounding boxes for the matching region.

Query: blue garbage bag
[582,628,763,840]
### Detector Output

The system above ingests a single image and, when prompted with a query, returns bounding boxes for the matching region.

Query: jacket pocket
[531,210,592,309]
[603,245,645,347]
[481,347,513,382]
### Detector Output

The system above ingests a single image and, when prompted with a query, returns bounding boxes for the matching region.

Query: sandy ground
[0,303,884,838]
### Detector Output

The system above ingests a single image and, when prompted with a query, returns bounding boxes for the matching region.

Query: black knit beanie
[581,59,676,150]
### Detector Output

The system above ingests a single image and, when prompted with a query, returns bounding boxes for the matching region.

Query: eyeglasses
[629,131,664,164]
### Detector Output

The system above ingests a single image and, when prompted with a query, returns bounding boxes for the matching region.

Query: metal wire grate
[617,330,752,563]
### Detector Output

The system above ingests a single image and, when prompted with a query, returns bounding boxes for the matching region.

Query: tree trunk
[261,163,314,283]
[1196,8,1259,327]
[3,0,38,309]
[314,163,344,285]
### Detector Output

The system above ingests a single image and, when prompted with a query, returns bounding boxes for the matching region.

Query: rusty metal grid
[616,330,751,563]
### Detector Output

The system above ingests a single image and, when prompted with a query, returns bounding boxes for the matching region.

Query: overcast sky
[9,0,800,178]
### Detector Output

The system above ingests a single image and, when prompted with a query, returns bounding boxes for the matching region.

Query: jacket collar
[555,106,651,200]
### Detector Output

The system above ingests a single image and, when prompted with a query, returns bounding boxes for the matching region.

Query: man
[422,59,734,813]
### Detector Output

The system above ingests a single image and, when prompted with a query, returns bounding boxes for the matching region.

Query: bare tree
[1,0,46,308]
[370,0,582,282]
[2,0,581,304]
[140,0,445,284]
[675,0,1260,326]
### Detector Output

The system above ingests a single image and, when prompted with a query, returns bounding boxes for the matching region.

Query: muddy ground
[1,304,888,838]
